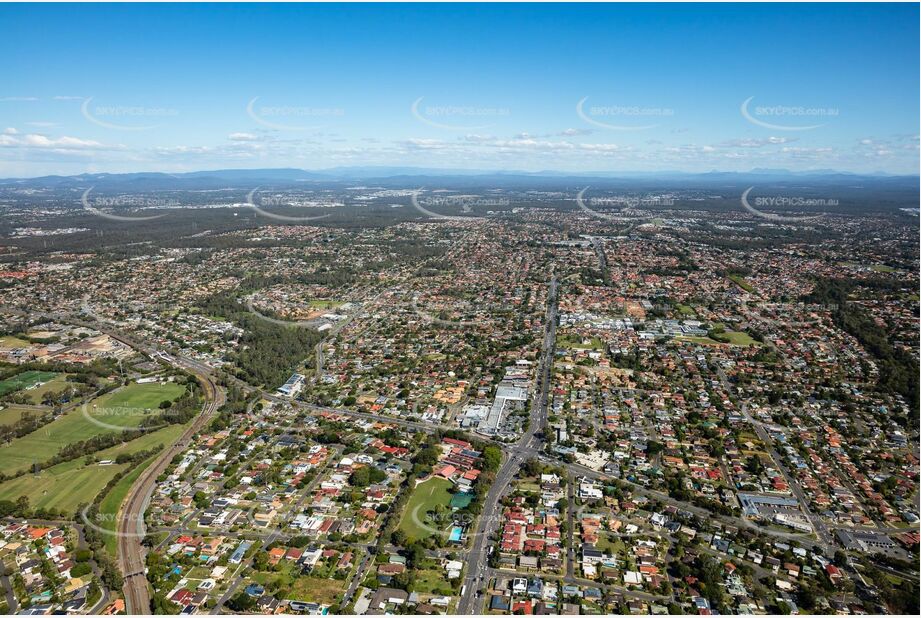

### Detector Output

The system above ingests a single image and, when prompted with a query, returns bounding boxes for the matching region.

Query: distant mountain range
[1,167,917,192]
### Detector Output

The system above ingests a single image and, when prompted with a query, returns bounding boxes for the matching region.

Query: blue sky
[1,2,918,176]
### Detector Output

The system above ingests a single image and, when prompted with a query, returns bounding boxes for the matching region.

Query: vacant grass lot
[0,381,185,474]
[678,331,760,347]
[398,476,455,542]
[97,452,160,555]
[727,274,756,293]
[676,335,720,346]
[557,334,603,350]
[0,405,37,427]
[0,422,185,514]
[717,331,761,346]
[249,562,347,605]
[0,335,30,347]
[289,576,346,604]
[413,563,457,596]
[308,299,344,309]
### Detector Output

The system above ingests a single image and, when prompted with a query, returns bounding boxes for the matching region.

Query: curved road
[115,359,224,614]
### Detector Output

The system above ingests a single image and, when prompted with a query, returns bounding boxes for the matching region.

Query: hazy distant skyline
[1,2,918,177]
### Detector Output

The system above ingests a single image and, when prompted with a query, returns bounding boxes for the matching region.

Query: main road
[456,273,559,614]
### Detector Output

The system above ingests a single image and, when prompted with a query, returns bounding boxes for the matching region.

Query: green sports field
[21,373,72,404]
[0,381,185,475]
[0,422,186,515]
[0,370,58,397]
[397,476,455,541]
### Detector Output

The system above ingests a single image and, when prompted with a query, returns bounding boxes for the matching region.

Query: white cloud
[558,128,592,136]
[24,134,105,149]
[0,131,117,151]
[718,137,797,148]
[403,138,449,150]
[578,142,622,152]
[228,132,259,141]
